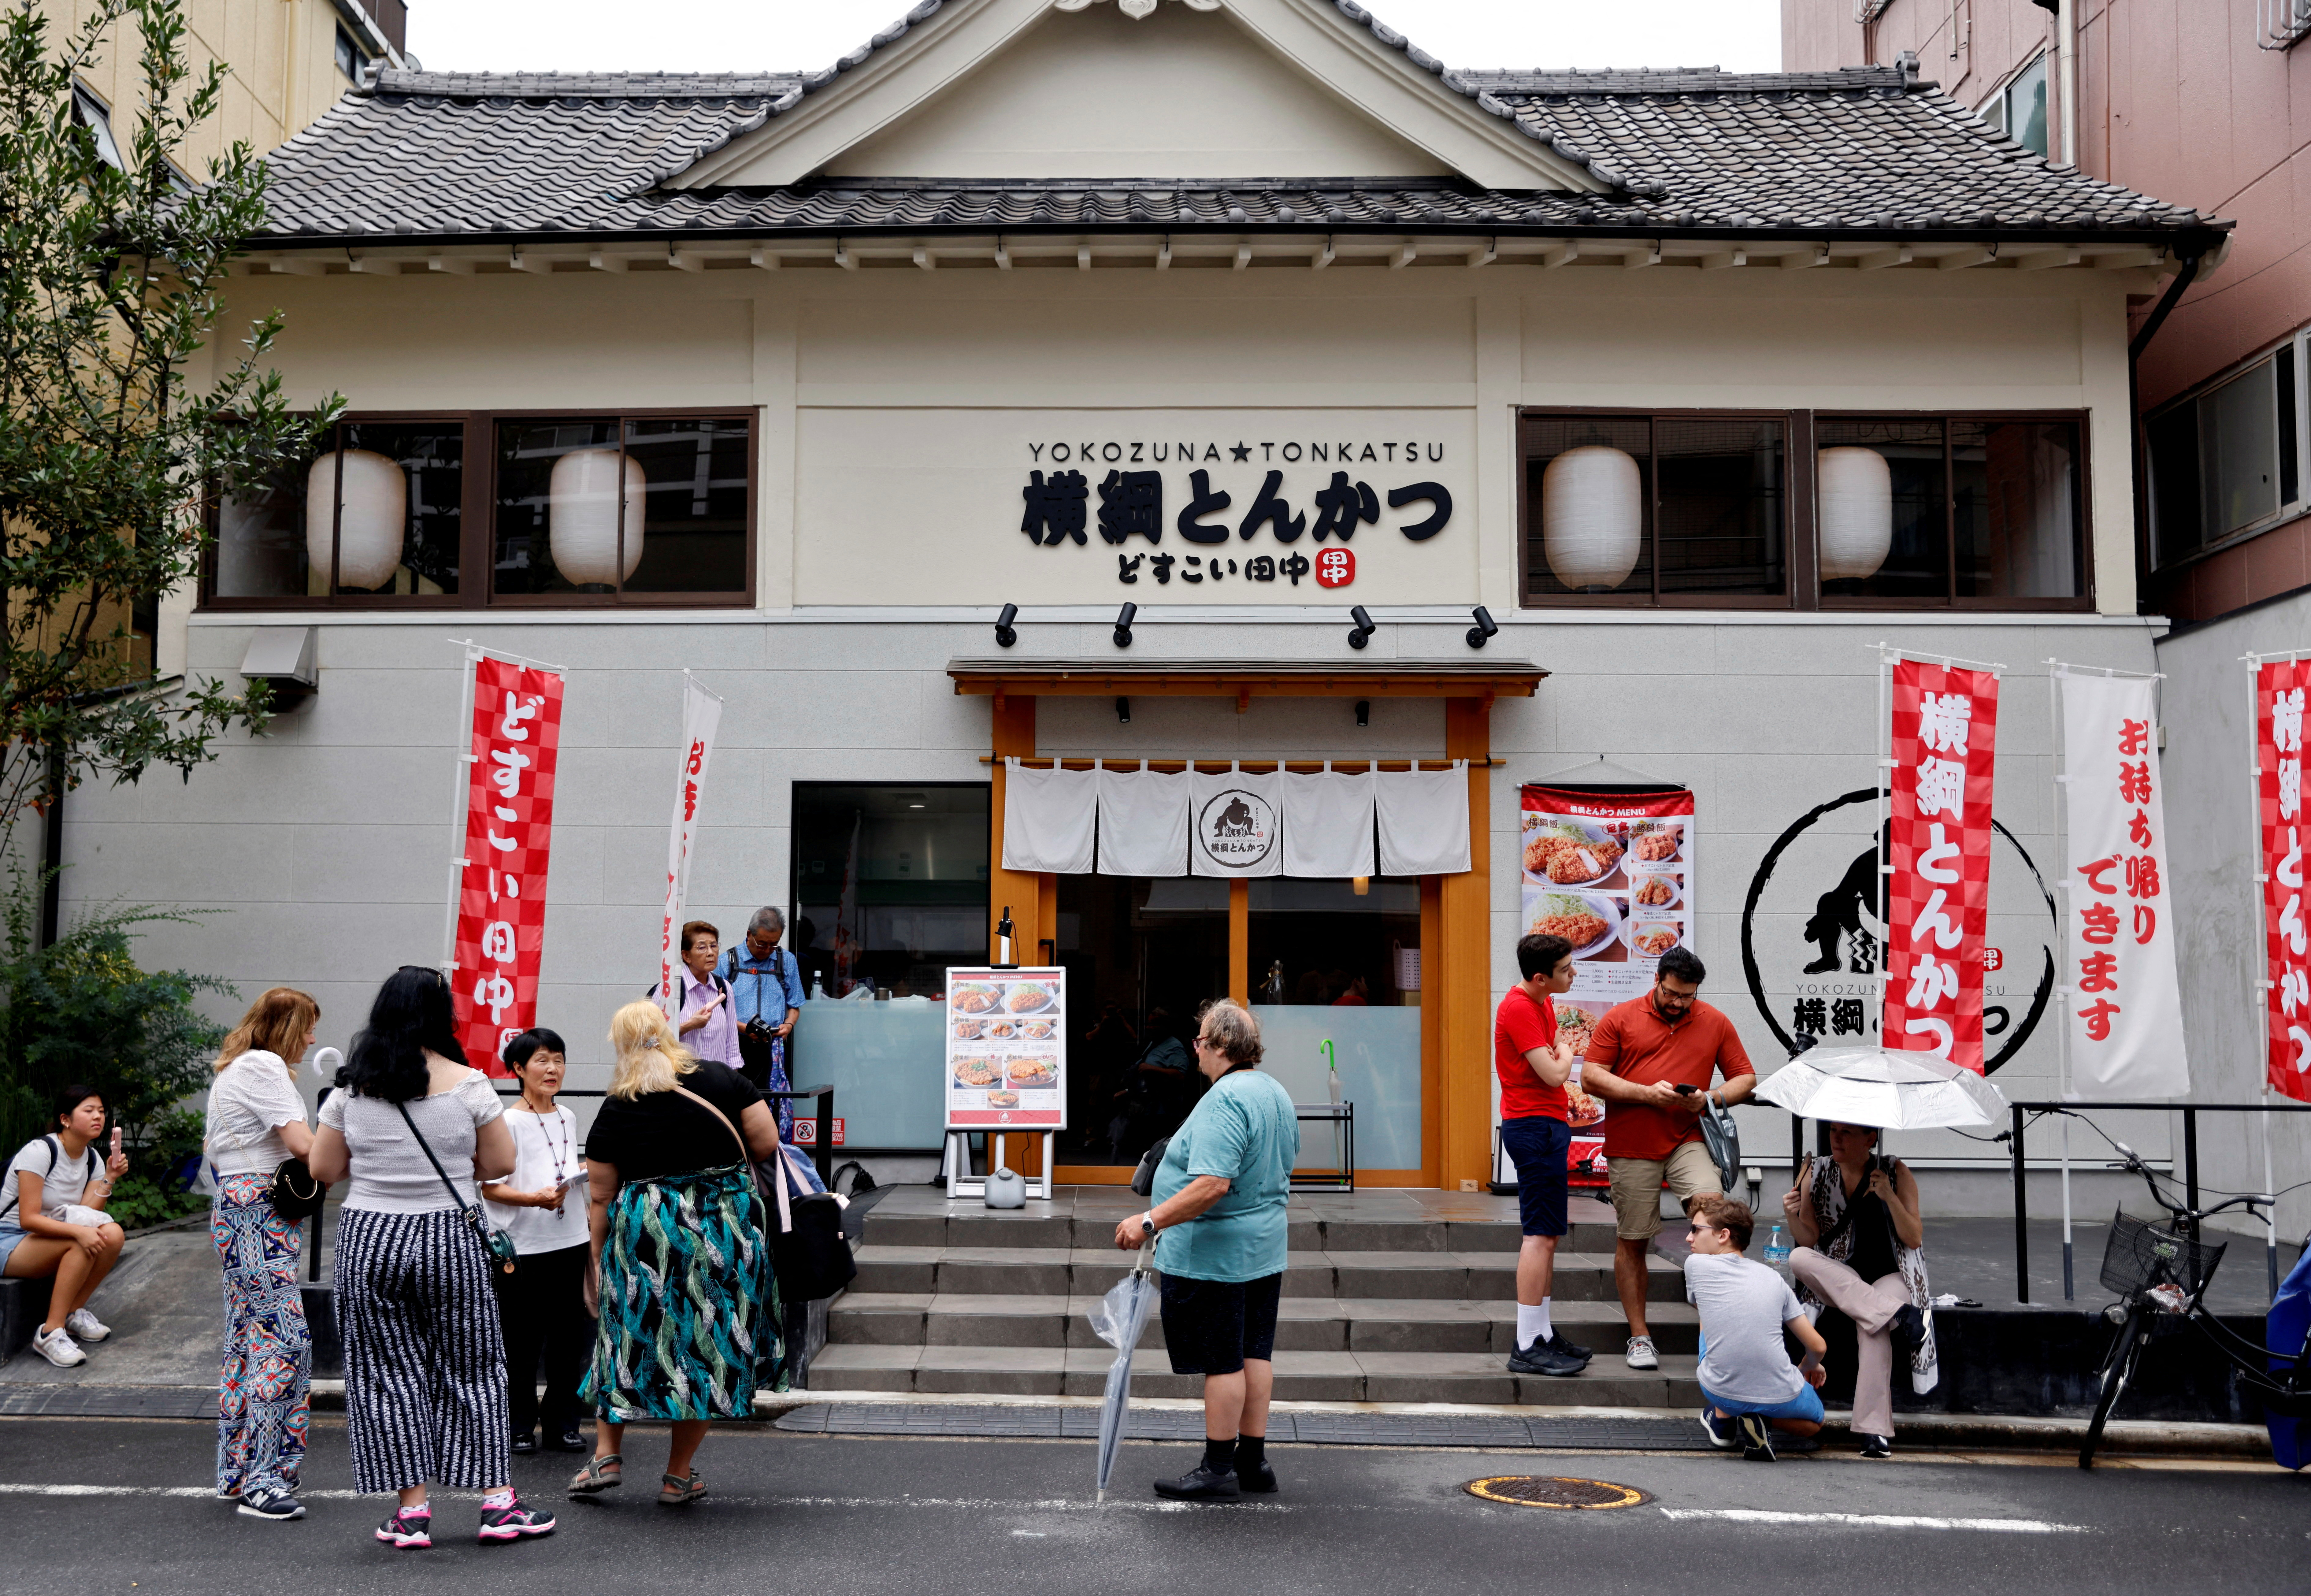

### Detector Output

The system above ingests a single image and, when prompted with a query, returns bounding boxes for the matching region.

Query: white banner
[1096,763,1191,876]
[1191,766,1285,877]
[1001,759,1097,874]
[658,675,724,1011]
[2059,670,2188,1097]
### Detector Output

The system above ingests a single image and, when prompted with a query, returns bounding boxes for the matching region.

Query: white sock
[1516,1300,1553,1347]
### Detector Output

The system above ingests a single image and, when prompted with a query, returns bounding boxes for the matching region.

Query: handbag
[1129,1134,1170,1199]
[673,1085,858,1303]
[269,1156,328,1222]
[396,1102,519,1275]
[1698,1093,1742,1192]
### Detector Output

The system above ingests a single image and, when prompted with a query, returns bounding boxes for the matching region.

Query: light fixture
[1354,698,1370,728]
[1351,876,1370,896]
[994,602,1018,649]
[1113,602,1136,649]
[306,448,405,590]
[1816,446,1894,581]
[1116,696,1130,724]
[1541,444,1643,592]
[548,447,645,587]
[1347,604,1375,650]
[1466,606,1497,649]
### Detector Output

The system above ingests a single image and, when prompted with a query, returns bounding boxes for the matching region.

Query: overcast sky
[406,0,1782,77]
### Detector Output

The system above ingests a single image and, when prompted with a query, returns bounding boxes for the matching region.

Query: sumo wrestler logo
[1198,789,1277,868]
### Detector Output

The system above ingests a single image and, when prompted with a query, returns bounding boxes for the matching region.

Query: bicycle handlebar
[2110,1143,2269,1223]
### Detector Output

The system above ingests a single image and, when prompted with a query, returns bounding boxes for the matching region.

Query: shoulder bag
[1129,1135,1171,1199]
[673,1084,858,1303]
[0,1135,101,1223]
[396,1100,519,1275]
[1697,1093,1742,1192]
[210,1061,328,1220]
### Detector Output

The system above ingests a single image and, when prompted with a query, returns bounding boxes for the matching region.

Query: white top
[205,1051,310,1176]
[482,1104,590,1254]
[1685,1251,1809,1406]
[319,1069,505,1214]
[0,1136,103,1224]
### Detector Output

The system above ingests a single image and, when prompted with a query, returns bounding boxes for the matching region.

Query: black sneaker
[1508,1338,1588,1377]
[1236,1457,1278,1494]
[550,1425,589,1453]
[478,1495,557,1542]
[1857,1432,1894,1460]
[1152,1464,1240,1501]
[1889,1304,1925,1359]
[511,1428,539,1456]
[376,1507,432,1549]
[1698,1408,1739,1450]
[1738,1415,1777,1461]
[236,1487,304,1522]
[1543,1329,1592,1363]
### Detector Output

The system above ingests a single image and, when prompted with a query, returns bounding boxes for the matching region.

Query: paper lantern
[549,448,645,586]
[1541,445,1643,592]
[1817,446,1894,581]
[306,449,406,590]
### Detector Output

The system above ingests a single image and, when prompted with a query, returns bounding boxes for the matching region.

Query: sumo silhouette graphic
[1198,789,1276,867]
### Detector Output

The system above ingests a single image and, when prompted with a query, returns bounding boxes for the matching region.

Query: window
[1979,54,2049,158]
[2150,341,2305,568]
[791,784,991,998]
[334,25,368,82]
[1520,411,1789,606]
[70,85,121,170]
[203,409,755,609]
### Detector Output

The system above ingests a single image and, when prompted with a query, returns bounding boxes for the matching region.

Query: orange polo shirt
[1582,995,1754,1161]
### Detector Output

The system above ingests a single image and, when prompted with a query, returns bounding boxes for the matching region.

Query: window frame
[1514,406,2094,613]
[2146,328,2311,575]
[1979,51,2051,159]
[333,25,368,83]
[198,406,760,612]
[788,779,995,998]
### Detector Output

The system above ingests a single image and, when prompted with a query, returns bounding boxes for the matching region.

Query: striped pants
[333,1207,511,1494]
[213,1175,310,1497]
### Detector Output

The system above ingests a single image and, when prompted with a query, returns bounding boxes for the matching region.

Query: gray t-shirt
[1,1136,104,1224]
[1685,1251,1807,1405]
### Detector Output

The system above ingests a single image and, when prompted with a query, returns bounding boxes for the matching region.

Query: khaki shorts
[1606,1141,1723,1241]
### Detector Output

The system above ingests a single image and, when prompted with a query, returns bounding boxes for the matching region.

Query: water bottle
[1763,1223,1792,1278]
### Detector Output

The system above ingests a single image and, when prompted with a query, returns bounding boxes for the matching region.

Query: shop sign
[1197,786,1279,870]
[947,967,1067,1129]
[451,655,564,1076]
[2257,661,2311,1101]
[1883,660,2001,1073]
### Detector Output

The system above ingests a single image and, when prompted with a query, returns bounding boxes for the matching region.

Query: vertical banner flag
[2059,671,2188,1097]
[1883,660,1999,1072]
[452,656,565,1076]
[658,677,723,1011]
[2257,660,2311,1100]
[1517,785,1696,1187]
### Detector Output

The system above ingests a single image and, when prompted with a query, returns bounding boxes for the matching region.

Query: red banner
[452,656,565,1076]
[1883,659,1999,1073]
[2258,660,2311,1101]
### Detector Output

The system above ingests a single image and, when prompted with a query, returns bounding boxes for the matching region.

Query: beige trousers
[1790,1245,1910,1438]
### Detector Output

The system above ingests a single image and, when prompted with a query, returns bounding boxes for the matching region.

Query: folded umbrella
[1754,1046,2007,1131]
[1086,1236,1160,1501]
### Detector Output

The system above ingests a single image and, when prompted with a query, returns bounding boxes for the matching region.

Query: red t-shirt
[1494,985,1567,1122]
[1583,996,1754,1160]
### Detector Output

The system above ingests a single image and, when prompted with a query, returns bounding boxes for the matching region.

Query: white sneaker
[65,1308,108,1343]
[1624,1334,1659,1370]
[32,1327,86,1368]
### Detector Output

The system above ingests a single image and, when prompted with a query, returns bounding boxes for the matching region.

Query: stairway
[813,1186,1702,1406]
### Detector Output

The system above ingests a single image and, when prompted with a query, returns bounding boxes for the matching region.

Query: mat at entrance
[774,1403,1712,1452]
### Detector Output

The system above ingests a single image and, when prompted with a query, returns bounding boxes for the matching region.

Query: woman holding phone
[0,1085,128,1369]
[482,1029,593,1456]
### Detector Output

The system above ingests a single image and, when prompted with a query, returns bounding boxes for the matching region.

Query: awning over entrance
[946,656,1546,703]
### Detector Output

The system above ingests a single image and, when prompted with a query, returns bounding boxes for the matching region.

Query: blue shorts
[0,1223,24,1276]
[1695,1333,1827,1423]
[1500,1116,1571,1237]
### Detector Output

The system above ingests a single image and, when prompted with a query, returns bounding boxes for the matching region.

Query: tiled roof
[240,6,2220,248]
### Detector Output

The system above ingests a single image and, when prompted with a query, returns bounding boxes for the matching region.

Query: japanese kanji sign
[2258,659,2311,1101]
[658,676,723,1012]
[1883,659,2000,1073]
[451,655,564,1076]
[2059,670,2187,1097]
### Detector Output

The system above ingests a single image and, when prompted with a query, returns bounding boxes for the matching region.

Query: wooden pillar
[986,695,1048,1180]
[1440,698,1494,1191]
[1419,873,1444,1188]
[1229,877,1250,1003]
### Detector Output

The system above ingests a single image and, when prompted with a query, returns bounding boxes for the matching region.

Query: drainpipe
[2059,0,2079,167]
[38,749,62,948]
[2128,250,2208,603]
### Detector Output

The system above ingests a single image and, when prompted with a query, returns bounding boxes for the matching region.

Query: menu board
[944,966,1067,1130]
[1518,786,1697,1188]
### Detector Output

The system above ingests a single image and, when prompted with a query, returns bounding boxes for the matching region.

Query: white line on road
[1659,1509,2088,1534]
[0,1483,1293,1513]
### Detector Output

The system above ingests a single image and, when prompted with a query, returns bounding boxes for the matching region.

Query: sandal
[658,1471,706,1506]
[567,1454,623,1496]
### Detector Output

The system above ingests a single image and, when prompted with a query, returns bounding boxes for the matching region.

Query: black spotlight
[1113,602,1137,649]
[1466,605,1498,649]
[1355,698,1370,728]
[1347,605,1375,650]
[1116,696,1131,725]
[994,602,1018,649]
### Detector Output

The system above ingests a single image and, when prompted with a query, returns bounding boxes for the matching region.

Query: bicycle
[2078,1141,2311,1470]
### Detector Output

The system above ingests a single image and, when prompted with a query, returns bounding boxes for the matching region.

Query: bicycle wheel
[2080,1304,2148,1470]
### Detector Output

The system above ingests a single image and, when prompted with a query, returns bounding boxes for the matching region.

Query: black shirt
[1846,1164,1902,1284]
[585,1061,762,1181]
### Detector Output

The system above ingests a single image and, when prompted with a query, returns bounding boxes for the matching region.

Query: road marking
[1659,1508,2088,1534]
[0,1483,1292,1513]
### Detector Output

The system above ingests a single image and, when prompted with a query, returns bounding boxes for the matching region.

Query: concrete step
[848,1245,1684,1304]
[861,1208,1619,1256]
[806,1343,1703,1405]
[829,1292,1700,1356]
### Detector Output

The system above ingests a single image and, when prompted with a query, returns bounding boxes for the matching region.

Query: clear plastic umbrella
[1086,1235,1159,1501]
[1754,1045,2007,1130]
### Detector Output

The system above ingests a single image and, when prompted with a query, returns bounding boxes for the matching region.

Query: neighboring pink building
[1785,1,2311,624]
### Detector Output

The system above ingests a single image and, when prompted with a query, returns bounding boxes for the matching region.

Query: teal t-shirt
[1150,1069,1300,1284]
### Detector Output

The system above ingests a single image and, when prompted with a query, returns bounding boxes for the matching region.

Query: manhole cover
[1464,1475,1653,1510]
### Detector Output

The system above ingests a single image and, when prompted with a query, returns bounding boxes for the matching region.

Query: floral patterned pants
[213,1174,310,1497]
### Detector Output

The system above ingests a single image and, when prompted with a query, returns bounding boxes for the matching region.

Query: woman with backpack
[0,1084,128,1369]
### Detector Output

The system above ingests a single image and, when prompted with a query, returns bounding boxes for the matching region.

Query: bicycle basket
[2098,1209,2226,1299]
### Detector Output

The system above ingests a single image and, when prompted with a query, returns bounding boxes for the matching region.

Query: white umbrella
[1754,1046,2007,1130]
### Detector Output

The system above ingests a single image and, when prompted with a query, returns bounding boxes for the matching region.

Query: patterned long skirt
[581,1163,786,1421]
[334,1207,511,1493]
[212,1175,310,1497]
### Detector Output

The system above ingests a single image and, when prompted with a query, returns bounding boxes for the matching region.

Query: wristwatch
[1140,1215,1156,1238]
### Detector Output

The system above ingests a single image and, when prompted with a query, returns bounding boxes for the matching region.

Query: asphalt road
[3,1416,2306,1595]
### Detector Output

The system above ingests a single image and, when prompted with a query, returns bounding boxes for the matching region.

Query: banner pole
[2050,660,2074,1300]
[1877,643,1891,1042]
[2247,653,2279,1298]
[440,645,482,979]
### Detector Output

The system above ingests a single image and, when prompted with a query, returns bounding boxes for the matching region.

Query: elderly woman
[1111,999,1299,1502]
[1782,1121,1932,1461]
[571,1000,787,1508]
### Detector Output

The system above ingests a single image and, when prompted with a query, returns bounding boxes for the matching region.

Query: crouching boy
[1683,1193,1827,1461]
